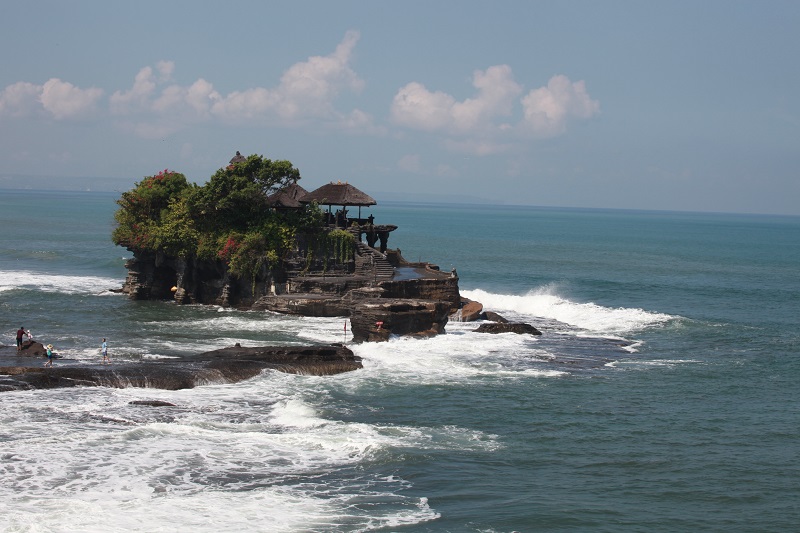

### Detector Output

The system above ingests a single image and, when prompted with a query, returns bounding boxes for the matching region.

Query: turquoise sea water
[1,189,799,532]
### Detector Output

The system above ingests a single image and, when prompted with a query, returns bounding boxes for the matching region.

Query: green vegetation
[112,154,355,283]
[302,228,357,274]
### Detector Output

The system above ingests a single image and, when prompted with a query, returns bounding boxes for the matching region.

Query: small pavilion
[299,181,377,226]
[299,181,397,252]
[267,182,309,210]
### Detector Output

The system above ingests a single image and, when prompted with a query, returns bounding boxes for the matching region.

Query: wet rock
[349,299,450,342]
[474,322,542,335]
[129,400,178,407]
[480,311,509,323]
[457,298,484,322]
[17,341,48,356]
[377,277,461,313]
[0,344,361,392]
[252,295,350,317]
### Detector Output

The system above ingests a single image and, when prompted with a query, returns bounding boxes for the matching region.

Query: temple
[120,153,464,342]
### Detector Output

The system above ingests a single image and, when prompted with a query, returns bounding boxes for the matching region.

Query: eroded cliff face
[121,243,360,308]
[378,277,461,314]
[349,299,451,343]
[122,251,280,308]
[120,245,462,343]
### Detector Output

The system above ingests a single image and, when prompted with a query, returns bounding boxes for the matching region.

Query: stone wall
[377,276,461,313]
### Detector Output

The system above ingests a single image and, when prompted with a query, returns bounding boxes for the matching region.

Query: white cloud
[110,66,158,114]
[272,29,364,121]
[521,75,600,137]
[156,60,175,80]
[391,65,521,134]
[391,82,456,131]
[106,31,370,135]
[110,65,221,138]
[40,79,104,119]
[0,31,597,154]
[340,108,384,135]
[0,81,41,117]
[211,30,366,126]
[391,68,599,155]
[451,65,522,132]
[0,79,103,119]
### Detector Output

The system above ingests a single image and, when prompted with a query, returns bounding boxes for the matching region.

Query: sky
[1,1,799,215]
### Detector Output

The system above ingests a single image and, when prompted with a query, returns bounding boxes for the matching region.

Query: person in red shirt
[16,326,25,351]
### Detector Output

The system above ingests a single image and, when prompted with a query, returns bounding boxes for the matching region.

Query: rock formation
[349,299,451,342]
[0,344,360,392]
[473,323,542,335]
[480,311,509,323]
[454,298,483,322]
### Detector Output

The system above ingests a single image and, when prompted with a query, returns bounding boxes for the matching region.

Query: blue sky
[1,1,799,215]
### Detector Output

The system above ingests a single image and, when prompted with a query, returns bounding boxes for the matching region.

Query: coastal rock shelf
[0,344,361,392]
[108,153,544,347]
[112,158,466,342]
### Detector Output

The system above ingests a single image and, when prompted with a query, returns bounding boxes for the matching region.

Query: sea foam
[0,270,123,295]
[462,286,676,334]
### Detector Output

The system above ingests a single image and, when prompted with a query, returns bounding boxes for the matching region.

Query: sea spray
[462,286,677,334]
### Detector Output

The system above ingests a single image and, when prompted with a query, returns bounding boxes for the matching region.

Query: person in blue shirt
[101,338,109,364]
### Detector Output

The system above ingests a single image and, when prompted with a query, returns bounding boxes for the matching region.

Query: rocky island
[2,152,541,392]
[115,152,463,342]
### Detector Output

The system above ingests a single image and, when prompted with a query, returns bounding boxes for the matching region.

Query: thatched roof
[267,182,309,209]
[229,151,246,164]
[299,182,376,207]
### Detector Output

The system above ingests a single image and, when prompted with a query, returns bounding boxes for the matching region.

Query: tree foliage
[112,154,347,284]
[112,169,194,251]
[188,154,300,233]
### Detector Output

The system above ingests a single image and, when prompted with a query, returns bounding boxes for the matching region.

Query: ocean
[1,189,798,532]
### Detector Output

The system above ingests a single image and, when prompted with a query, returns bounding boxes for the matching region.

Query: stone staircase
[355,242,395,280]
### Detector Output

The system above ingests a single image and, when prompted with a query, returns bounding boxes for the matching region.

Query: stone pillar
[378,231,389,253]
[366,228,378,248]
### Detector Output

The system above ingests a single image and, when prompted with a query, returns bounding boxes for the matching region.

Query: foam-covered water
[1,191,799,532]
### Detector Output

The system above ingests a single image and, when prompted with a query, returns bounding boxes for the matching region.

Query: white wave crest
[462,286,675,334]
[0,270,123,295]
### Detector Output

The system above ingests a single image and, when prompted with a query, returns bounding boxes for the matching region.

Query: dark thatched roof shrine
[229,151,246,164]
[267,182,309,209]
[299,182,376,208]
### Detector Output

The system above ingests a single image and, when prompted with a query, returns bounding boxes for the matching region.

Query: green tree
[149,197,200,257]
[112,154,342,287]
[112,169,192,250]
[188,154,301,233]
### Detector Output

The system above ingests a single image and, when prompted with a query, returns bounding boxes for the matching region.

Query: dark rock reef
[0,344,360,392]
[473,323,542,335]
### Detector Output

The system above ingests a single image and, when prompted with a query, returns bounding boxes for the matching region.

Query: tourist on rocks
[16,326,26,351]
[44,344,54,367]
[101,338,109,364]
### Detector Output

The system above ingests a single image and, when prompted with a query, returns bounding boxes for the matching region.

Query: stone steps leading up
[355,242,394,279]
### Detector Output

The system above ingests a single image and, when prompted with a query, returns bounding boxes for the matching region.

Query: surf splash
[462,285,677,335]
[0,270,124,295]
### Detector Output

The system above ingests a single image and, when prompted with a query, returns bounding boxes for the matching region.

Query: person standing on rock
[16,326,26,351]
[44,344,54,367]
[101,338,109,364]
